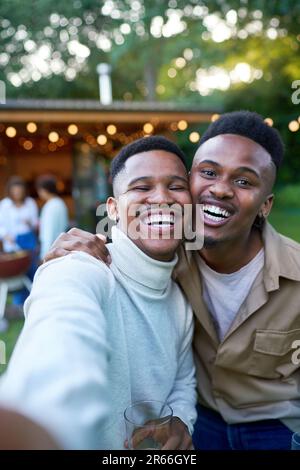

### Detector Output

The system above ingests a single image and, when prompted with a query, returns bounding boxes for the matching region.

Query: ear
[106,197,119,222]
[259,193,274,219]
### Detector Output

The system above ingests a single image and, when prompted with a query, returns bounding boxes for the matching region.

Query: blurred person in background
[0,176,39,309]
[36,175,69,261]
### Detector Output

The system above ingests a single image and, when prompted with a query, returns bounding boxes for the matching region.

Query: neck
[13,200,24,207]
[110,226,178,291]
[45,194,56,201]
[199,227,263,273]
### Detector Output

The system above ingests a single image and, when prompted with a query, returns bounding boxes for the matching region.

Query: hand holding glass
[124,400,173,450]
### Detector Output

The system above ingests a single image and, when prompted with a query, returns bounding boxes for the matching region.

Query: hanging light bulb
[143,123,154,134]
[6,126,17,138]
[27,122,37,133]
[68,124,78,135]
[189,132,200,143]
[48,131,59,142]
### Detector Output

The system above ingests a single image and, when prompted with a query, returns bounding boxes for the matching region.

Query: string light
[211,114,220,122]
[23,140,33,150]
[97,134,107,145]
[107,124,117,135]
[48,131,59,142]
[143,123,154,134]
[177,120,188,131]
[264,118,273,126]
[170,122,178,131]
[27,122,37,133]
[6,126,16,138]
[288,120,299,132]
[68,124,78,135]
[189,132,200,143]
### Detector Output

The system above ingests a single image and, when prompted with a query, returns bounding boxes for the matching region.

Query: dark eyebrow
[235,166,260,179]
[128,175,189,185]
[198,160,260,179]
[198,159,222,167]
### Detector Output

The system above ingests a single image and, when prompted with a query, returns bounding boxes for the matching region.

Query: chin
[203,236,219,249]
[141,240,180,261]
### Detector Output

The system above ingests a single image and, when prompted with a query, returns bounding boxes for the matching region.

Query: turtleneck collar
[109,226,178,292]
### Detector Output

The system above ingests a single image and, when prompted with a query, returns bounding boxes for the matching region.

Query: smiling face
[107,150,191,261]
[190,134,276,247]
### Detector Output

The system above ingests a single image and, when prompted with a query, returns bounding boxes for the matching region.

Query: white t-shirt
[0,197,39,252]
[197,249,264,341]
[39,197,69,259]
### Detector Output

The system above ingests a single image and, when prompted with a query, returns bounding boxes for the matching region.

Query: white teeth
[202,204,230,218]
[205,213,225,222]
[145,214,175,225]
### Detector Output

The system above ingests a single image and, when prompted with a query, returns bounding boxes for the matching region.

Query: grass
[269,208,300,242]
[0,208,299,375]
[0,319,23,375]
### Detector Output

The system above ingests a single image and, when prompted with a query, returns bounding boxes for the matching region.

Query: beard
[203,236,219,249]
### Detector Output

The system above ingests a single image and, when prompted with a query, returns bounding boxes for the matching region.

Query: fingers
[67,227,97,239]
[162,435,181,450]
[43,248,70,263]
[64,230,110,262]
[131,426,154,449]
[162,433,192,450]
[43,229,110,265]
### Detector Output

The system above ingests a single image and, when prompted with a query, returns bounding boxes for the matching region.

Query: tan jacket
[174,223,300,432]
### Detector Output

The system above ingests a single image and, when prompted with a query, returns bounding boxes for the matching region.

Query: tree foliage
[0,0,299,181]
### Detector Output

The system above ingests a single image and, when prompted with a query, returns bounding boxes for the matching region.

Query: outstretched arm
[0,407,60,450]
[0,253,113,449]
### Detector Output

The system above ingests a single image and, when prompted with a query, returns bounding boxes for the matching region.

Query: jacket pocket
[250,328,300,379]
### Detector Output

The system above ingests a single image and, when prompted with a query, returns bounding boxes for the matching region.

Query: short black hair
[199,111,284,170]
[36,175,58,195]
[110,135,188,183]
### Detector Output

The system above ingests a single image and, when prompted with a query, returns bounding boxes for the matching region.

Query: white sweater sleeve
[0,252,113,449]
[166,303,197,435]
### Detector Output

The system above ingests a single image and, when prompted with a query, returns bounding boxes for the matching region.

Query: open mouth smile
[201,203,234,227]
[144,213,175,227]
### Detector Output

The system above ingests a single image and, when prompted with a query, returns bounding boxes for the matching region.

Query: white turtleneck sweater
[0,227,196,449]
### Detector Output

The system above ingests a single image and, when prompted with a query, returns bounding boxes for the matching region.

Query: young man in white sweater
[0,137,197,450]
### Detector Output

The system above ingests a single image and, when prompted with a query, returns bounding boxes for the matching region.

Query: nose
[209,179,234,199]
[146,186,174,205]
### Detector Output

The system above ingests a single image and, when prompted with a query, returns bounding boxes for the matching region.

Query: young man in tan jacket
[44,111,300,450]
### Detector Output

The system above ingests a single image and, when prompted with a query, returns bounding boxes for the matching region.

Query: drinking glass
[124,400,173,450]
